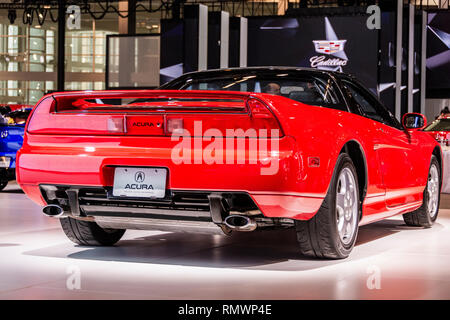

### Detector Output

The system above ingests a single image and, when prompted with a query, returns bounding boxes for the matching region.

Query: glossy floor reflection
[0,181,449,299]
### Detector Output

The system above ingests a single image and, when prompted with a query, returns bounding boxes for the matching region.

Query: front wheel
[295,153,360,259]
[60,217,125,246]
[403,155,441,228]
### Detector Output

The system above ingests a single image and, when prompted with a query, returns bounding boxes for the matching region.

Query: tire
[60,217,125,246]
[403,155,440,228]
[0,180,7,191]
[295,153,360,259]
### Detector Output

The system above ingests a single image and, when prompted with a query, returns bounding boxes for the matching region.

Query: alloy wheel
[427,164,439,219]
[336,167,359,245]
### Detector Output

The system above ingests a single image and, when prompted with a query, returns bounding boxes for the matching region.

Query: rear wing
[26,90,283,137]
[50,90,253,113]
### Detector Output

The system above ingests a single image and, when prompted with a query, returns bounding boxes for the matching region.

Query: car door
[342,79,421,207]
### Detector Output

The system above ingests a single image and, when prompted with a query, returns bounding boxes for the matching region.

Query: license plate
[112,167,167,198]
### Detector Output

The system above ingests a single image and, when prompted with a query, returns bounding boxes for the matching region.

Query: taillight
[248,98,273,118]
[27,97,54,134]
[166,118,184,134]
[107,117,125,134]
[165,98,283,138]
[27,97,128,135]
[247,98,283,137]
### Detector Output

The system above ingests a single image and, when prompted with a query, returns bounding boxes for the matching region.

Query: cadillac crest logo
[310,39,348,71]
[313,40,347,54]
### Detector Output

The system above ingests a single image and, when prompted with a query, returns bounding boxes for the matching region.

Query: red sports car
[423,114,450,146]
[17,67,442,259]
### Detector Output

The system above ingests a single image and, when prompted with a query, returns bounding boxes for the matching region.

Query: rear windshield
[168,75,346,111]
[424,119,450,132]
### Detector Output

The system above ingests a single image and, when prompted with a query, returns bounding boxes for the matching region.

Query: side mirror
[402,113,427,131]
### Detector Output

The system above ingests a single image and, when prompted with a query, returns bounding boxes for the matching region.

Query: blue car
[0,108,32,191]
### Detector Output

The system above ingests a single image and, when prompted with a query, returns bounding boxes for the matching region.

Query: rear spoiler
[47,90,254,113]
[26,90,283,137]
[49,90,252,99]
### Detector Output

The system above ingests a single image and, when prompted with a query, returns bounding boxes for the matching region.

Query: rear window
[172,75,346,111]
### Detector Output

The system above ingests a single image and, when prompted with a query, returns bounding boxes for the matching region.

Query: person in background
[263,83,281,95]
[0,106,11,116]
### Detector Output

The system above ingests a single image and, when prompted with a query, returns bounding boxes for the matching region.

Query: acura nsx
[16,67,442,259]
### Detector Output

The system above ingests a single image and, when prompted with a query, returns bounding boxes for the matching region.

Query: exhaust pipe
[42,204,64,218]
[224,215,257,232]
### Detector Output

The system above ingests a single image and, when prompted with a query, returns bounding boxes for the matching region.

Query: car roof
[177,66,353,79]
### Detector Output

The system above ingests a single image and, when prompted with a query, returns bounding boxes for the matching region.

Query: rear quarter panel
[257,93,384,198]
[259,93,440,203]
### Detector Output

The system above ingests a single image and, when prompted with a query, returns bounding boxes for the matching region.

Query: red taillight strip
[247,97,285,137]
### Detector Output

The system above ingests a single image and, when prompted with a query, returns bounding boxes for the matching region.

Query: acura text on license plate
[112,167,167,198]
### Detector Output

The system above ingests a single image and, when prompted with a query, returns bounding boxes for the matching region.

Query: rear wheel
[60,217,125,246]
[295,153,360,259]
[403,155,440,228]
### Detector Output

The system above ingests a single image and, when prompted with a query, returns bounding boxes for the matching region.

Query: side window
[315,78,347,112]
[343,80,401,129]
[282,77,346,112]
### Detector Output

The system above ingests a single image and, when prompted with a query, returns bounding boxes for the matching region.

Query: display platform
[0,181,449,300]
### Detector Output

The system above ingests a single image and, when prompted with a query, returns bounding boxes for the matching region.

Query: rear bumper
[17,135,325,220]
[36,185,296,233]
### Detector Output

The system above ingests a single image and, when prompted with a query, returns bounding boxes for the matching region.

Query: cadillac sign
[310,40,348,71]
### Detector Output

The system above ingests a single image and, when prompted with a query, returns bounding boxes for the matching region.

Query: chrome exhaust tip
[42,204,64,218]
[224,215,257,232]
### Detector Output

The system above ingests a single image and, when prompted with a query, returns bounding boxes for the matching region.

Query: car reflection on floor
[0,181,449,299]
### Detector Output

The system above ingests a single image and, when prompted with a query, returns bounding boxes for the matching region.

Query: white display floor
[0,182,449,299]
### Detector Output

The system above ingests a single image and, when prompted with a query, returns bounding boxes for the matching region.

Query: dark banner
[414,13,422,113]
[247,16,379,92]
[160,20,184,85]
[426,11,450,98]
[3,300,448,318]
[379,11,397,114]
[401,8,409,116]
